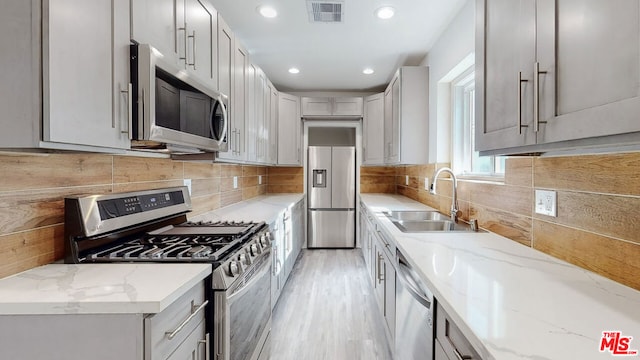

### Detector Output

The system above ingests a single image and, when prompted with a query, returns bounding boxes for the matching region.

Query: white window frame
[451,67,505,179]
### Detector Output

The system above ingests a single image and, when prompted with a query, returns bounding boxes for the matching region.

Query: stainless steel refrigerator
[308,146,356,248]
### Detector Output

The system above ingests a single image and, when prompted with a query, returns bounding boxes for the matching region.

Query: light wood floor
[270,249,393,360]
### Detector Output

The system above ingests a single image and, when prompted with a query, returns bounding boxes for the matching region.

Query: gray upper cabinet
[475,0,537,152]
[132,0,217,89]
[218,39,247,162]
[0,0,131,151]
[131,0,179,66]
[383,67,429,165]
[301,97,363,117]
[477,0,640,155]
[363,93,385,165]
[268,82,279,165]
[217,15,233,98]
[278,93,302,165]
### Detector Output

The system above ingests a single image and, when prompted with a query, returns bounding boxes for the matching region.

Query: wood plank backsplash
[388,152,640,291]
[0,152,267,279]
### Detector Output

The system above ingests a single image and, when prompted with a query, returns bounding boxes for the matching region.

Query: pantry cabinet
[278,93,302,165]
[476,0,640,155]
[363,93,385,165]
[383,67,429,164]
[0,0,131,151]
[301,97,363,117]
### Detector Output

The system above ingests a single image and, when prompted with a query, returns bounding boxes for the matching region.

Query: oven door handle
[228,253,272,303]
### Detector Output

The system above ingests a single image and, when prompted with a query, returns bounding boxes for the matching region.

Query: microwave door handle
[216,96,228,146]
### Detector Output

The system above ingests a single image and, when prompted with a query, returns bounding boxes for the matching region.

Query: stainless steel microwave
[131,44,228,153]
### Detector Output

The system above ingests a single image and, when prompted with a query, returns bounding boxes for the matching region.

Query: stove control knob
[260,234,269,246]
[228,261,240,276]
[250,244,259,256]
[238,253,247,265]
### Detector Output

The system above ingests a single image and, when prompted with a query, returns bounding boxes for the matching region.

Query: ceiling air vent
[307,0,344,23]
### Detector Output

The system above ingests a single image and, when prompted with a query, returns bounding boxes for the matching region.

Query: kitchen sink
[390,219,482,233]
[393,220,455,232]
[384,210,451,222]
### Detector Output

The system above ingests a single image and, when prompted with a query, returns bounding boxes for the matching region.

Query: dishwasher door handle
[397,260,432,309]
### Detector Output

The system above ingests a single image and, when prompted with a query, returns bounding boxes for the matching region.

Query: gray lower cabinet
[1,0,131,151]
[0,281,207,360]
[271,198,305,309]
[435,301,482,360]
[477,0,640,155]
[372,227,396,347]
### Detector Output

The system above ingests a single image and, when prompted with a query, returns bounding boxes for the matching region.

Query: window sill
[455,174,505,184]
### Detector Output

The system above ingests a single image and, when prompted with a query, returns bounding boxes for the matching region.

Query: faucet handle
[470,219,478,231]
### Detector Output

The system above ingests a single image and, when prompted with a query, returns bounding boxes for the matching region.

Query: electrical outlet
[405,175,409,186]
[424,177,429,190]
[233,176,238,189]
[535,189,557,217]
[258,175,263,185]
[183,179,192,195]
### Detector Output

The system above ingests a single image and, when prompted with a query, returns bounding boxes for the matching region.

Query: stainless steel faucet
[429,167,458,222]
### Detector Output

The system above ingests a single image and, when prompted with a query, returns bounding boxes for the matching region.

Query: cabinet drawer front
[145,283,206,360]
[436,302,482,360]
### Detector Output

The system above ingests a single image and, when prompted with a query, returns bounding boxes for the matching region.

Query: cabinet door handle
[236,130,241,155]
[377,253,384,284]
[188,30,196,70]
[533,62,548,133]
[165,300,209,340]
[446,319,473,360]
[198,333,210,360]
[120,83,132,137]
[517,72,528,135]
[178,26,188,64]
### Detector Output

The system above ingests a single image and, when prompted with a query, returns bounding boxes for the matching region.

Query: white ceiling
[209,0,467,92]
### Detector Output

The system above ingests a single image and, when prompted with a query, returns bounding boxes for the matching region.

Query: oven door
[215,252,272,360]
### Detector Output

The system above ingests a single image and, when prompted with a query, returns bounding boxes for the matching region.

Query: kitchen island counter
[361,193,640,360]
[0,263,211,315]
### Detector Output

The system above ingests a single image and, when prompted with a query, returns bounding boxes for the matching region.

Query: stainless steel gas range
[64,186,272,360]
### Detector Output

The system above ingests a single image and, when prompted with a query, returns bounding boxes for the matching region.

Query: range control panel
[97,190,185,220]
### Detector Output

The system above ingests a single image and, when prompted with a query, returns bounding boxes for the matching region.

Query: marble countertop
[190,193,304,225]
[360,194,640,360]
[0,263,211,315]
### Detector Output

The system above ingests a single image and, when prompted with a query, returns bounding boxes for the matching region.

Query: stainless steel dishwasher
[395,249,435,360]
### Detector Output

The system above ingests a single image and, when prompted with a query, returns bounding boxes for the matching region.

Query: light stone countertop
[0,263,211,315]
[360,194,640,360]
[0,194,303,316]
[189,193,305,225]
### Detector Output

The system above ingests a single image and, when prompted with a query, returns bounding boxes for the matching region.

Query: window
[452,68,505,177]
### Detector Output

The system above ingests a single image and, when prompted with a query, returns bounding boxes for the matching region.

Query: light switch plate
[535,189,557,217]
[405,175,409,186]
[183,179,192,195]
[424,177,429,190]
[258,175,263,185]
[233,176,238,189]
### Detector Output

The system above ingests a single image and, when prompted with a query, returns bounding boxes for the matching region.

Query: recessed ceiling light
[363,68,374,75]
[258,5,278,18]
[288,67,300,74]
[375,6,395,19]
